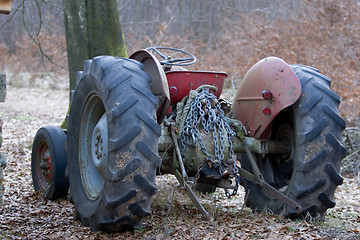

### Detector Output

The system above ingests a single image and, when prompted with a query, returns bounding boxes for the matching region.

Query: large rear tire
[31,126,68,200]
[67,56,161,232]
[240,65,346,217]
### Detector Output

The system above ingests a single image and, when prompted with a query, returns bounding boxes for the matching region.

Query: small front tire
[31,126,69,200]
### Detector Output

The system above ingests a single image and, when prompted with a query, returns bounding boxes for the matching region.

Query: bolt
[227,158,235,165]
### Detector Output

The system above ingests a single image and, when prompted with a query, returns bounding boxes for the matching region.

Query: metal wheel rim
[36,141,52,191]
[79,93,107,200]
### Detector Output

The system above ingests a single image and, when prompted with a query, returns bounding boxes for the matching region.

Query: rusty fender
[232,57,301,138]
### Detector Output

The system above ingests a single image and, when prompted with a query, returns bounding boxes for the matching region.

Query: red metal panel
[232,57,301,138]
[166,71,227,105]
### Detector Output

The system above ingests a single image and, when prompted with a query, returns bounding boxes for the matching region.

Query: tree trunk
[63,0,127,90]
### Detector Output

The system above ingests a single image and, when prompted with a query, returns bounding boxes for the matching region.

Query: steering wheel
[145,46,196,66]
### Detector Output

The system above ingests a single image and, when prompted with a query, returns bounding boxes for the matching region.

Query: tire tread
[68,56,160,232]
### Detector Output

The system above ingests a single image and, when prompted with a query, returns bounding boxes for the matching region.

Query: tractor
[31,47,346,232]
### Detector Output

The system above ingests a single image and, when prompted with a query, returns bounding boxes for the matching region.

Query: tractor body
[131,49,300,182]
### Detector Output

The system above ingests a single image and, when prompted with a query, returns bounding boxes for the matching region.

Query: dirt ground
[0,80,359,239]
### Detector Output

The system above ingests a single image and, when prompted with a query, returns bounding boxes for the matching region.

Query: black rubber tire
[31,126,69,200]
[240,65,347,218]
[67,56,161,232]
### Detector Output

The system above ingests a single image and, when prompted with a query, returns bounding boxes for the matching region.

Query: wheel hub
[39,145,51,182]
[91,114,108,173]
[275,124,295,169]
[269,122,295,193]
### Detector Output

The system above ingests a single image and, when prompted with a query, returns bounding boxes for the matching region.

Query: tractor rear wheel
[240,65,346,218]
[31,126,68,200]
[67,56,161,232]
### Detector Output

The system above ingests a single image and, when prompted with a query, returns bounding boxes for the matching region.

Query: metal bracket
[238,167,302,214]
[170,123,188,182]
[173,169,211,221]
[169,122,211,221]
[239,141,302,213]
[244,143,264,187]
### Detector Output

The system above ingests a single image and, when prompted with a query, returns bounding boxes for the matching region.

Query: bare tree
[63,0,127,90]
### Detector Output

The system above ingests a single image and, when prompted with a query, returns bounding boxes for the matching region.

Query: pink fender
[232,57,301,138]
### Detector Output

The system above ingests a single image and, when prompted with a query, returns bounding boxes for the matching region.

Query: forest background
[0,0,359,239]
[0,0,359,126]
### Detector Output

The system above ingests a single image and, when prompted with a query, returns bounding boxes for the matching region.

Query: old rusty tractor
[31,47,346,232]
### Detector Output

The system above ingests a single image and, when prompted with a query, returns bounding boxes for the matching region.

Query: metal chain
[195,164,202,185]
[225,175,240,198]
[179,88,236,175]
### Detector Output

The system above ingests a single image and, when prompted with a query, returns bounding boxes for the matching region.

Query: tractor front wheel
[31,126,68,200]
[67,56,161,232]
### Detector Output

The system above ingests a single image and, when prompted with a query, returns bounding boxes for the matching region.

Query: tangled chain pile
[177,86,236,174]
